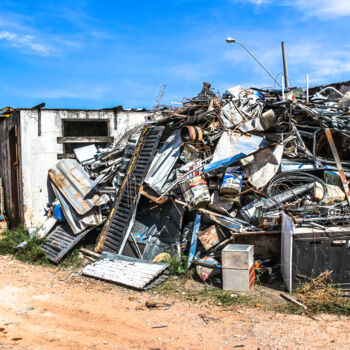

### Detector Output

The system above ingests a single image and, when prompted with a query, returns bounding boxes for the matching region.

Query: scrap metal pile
[41,82,350,290]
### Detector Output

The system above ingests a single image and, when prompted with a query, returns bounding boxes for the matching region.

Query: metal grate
[95,126,164,253]
[41,224,94,263]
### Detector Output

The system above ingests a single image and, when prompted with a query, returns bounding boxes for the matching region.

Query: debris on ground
[5,80,350,294]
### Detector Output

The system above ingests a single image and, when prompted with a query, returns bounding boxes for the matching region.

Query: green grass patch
[154,277,258,307]
[0,227,47,264]
[58,247,85,269]
[0,227,85,268]
[167,254,189,276]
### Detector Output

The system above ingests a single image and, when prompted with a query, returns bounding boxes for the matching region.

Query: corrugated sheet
[49,159,109,215]
[82,253,169,290]
[51,183,104,235]
[145,129,181,194]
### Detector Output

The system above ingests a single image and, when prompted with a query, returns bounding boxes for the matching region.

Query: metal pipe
[318,86,343,97]
[281,41,289,88]
[306,74,309,103]
[282,76,285,100]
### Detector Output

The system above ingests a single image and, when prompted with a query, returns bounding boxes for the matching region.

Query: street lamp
[226,37,282,88]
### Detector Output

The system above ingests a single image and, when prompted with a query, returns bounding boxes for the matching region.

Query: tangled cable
[267,171,329,205]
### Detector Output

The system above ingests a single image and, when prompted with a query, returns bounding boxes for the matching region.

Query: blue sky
[0,0,350,109]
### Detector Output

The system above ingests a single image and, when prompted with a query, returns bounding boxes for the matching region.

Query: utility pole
[281,41,289,89]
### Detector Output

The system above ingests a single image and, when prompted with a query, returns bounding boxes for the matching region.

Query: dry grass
[292,270,350,315]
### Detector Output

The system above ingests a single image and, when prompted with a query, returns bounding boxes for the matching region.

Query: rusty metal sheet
[49,159,109,215]
[51,183,104,235]
[197,225,226,251]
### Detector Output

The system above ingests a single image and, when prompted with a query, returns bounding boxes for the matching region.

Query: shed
[0,106,150,229]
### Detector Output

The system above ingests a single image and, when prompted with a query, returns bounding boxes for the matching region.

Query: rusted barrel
[180,125,203,142]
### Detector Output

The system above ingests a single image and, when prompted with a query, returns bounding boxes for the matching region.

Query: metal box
[222,265,255,292]
[222,244,254,269]
[222,244,255,292]
[281,213,350,291]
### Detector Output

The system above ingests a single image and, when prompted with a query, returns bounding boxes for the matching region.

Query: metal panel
[82,253,169,290]
[95,126,164,253]
[144,129,181,194]
[51,183,104,235]
[41,224,95,263]
[281,213,294,292]
[210,131,269,164]
[49,159,109,215]
[188,213,201,268]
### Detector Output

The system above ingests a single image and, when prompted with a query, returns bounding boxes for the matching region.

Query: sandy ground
[0,255,348,350]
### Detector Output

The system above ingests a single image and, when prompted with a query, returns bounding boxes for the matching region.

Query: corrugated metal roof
[49,159,109,216]
[82,253,169,290]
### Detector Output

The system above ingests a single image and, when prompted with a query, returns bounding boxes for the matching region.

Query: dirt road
[0,255,348,350]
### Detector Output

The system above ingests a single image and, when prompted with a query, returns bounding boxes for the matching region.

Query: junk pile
[41,82,350,291]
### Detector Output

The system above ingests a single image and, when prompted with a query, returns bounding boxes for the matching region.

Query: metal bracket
[32,103,45,136]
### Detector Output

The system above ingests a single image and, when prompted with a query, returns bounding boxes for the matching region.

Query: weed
[0,227,47,264]
[289,271,350,316]
[154,276,258,307]
[167,254,189,276]
[254,268,263,285]
[0,227,84,269]
[59,247,85,269]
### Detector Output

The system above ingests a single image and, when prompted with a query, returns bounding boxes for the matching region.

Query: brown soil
[0,255,349,350]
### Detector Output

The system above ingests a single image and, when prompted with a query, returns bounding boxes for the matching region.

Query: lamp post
[226,37,282,88]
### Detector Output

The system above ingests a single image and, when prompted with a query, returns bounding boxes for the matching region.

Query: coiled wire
[267,171,329,205]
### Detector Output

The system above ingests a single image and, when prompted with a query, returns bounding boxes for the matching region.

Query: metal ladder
[95,126,164,253]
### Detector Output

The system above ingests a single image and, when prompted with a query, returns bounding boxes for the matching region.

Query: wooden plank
[80,248,101,259]
[325,128,350,205]
[57,136,114,144]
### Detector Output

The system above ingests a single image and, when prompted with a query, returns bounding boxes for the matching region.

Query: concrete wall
[20,109,148,228]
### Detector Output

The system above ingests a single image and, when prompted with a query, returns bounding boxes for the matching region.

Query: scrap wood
[280,293,308,310]
[80,248,101,259]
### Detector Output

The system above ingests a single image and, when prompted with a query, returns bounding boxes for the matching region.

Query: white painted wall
[20,109,148,228]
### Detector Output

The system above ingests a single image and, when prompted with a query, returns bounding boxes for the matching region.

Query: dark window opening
[58,119,111,158]
[63,120,108,137]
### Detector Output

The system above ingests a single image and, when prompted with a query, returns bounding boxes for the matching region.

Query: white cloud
[0,30,51,55]
[285,43,350,84]
[235,0,350,18]
[234,0,271,5]
[291,0,350,18]
[245,0,270,4]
